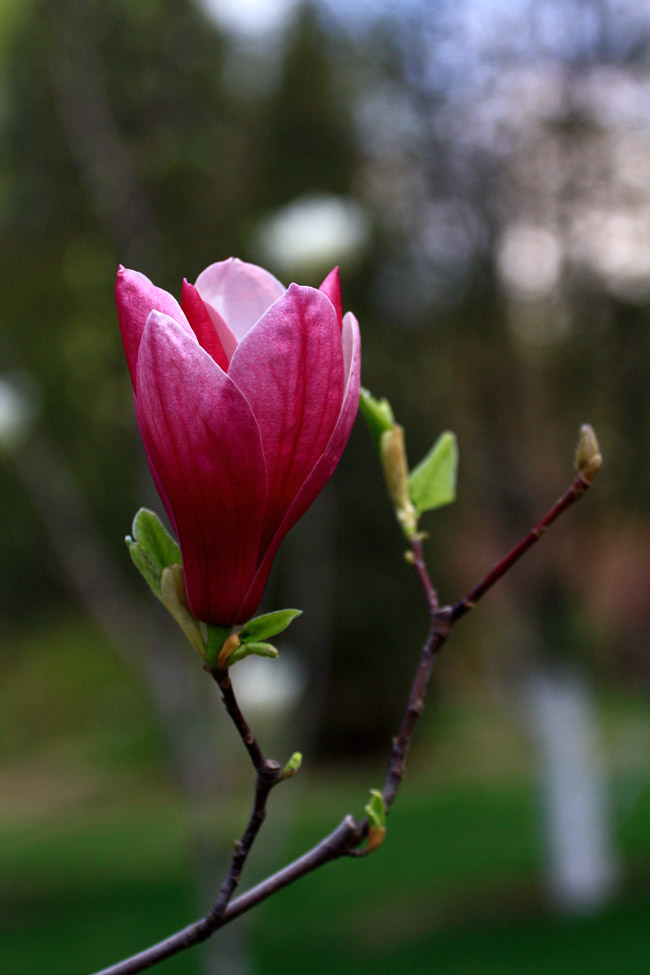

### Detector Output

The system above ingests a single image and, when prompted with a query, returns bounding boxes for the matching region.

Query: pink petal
[228,284,345,554]
[135,311,267,625]
[195,258,285,342]
[115,267,192,389]
[319,266,343,330]
[181,279,230,372]
[235,310,361,623]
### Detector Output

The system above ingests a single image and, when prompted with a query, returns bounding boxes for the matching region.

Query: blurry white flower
[256,194,370,277]
[0,375,39,450]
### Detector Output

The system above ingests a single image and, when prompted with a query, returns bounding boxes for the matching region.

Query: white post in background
[526,666,620,913]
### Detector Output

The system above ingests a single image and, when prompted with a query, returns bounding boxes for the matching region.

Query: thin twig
[450,471,592,623]
[409,534,439,614]
[89,816,363,975]
[90,463,596,975]
[382,607,451,812]
[204,668,282,921]
[211,668,269,773]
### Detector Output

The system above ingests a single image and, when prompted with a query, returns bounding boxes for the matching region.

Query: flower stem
[210,667,269,773]
[203,668,282,921]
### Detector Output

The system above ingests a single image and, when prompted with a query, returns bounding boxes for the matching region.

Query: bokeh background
[1,0,650,972]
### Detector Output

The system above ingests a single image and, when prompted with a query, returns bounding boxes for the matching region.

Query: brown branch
[408,534,439,613]
[89,816,363,975]
[90,460,597,975]
[211,668,269,773]
[203,669,282,922]
[450,470,593,624]
[382,607,451,811]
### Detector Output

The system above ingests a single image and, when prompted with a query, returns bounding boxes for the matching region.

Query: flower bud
[380,425,418,538]
[117,259,360,626]
[575,424,602,483]
[280,751,303,780]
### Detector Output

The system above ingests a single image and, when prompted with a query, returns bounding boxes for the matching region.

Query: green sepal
[126,540,165,601]
[204,624,233,669]
[125,508,182,601]
[359,388,395,452]
[160,565,205,658]
[238,609,302,645]
[225,641,279,666]
[364,788,386,831]
[408,431,458,515]
[280,751,303,780]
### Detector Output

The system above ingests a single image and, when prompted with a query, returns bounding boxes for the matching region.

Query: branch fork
[91,427,601,975]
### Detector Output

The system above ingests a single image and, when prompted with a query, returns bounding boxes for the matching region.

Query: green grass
[2,771,650,975]
[2,614,650,973]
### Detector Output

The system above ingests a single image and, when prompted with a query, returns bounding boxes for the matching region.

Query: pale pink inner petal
[135,310,267,625]
[341,311,356,378]
[195,258,285,342]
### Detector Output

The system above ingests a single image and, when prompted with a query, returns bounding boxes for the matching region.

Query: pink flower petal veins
[228,283,345,552]
[135,311,267,624]
[195,258,285,343]
[234,309,361,623]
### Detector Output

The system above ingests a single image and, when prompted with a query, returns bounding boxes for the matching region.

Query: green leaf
[131,508,181,568]
[126,508,182,603]
[364,788,386,831]
[359,388,395,452]
[226,641,279,666]
[126,538,165,601]
[408,431,458,515]
[238,609,302,644]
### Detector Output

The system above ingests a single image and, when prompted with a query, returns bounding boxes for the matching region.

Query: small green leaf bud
[364,788,387,854]
[280,751,303,780]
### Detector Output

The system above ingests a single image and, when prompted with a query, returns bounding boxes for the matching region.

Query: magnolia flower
[116,258,361,625]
